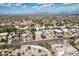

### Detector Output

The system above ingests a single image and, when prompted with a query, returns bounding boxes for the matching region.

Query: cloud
[31,3,79,14]
[0,3,27,9]
[0,3,11,7]
[32,6,38,9]
[32,3,54,10]
[40,4,54,8]
[0,3,79,14]
[62,3,72,5]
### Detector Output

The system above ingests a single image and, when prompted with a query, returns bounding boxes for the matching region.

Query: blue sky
[0,3,78,14]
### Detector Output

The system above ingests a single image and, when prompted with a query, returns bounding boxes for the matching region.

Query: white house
[35,24,45,31]
[52,44,78,56]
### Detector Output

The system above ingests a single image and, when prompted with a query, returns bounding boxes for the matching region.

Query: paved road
[16,35,79,45]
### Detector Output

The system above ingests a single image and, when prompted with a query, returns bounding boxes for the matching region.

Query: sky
[0,3,79,15]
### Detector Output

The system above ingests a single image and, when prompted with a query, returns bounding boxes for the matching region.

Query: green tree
[0,44,7,49]
[41,34,46,39]
[69,39,76,46]
[39,42,52,50]
[0,52,2,56]
[14,44,21,49]
[17,52,21,56]
[38,49,42,53]
[31,28,36,40]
